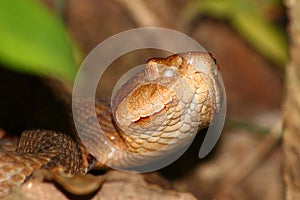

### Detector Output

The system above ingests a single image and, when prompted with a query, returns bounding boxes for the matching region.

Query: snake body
[0,52,222,196]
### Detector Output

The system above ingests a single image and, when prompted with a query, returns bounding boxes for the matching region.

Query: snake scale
[0,52,222,196]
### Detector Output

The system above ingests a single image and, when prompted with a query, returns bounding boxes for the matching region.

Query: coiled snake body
[0,52,222,196]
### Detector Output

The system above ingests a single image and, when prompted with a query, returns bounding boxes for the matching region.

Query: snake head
[72,51,225,170]
[112,52,223,154]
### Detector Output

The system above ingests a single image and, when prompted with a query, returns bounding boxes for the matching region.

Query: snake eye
[208,52,217,64]
[208,52,220,71]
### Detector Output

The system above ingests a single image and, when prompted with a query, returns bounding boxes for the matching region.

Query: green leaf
[232,11,288,67]
[180,0,288,68]
[0,0,77,82]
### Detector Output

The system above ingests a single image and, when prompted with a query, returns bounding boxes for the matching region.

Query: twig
[213,120,282,198]
[116,0,165,27]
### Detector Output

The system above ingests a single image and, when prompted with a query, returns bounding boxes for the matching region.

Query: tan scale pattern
[0,52,222,196]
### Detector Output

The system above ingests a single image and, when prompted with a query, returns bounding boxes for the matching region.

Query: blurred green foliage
[0,0,78,82]
[181,0,288,68]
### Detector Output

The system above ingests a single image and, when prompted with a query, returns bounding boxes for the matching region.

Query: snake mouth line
[132,115,152,124]
[131,105,167,125]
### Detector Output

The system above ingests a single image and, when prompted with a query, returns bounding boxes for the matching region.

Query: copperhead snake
[0,52,223,196]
